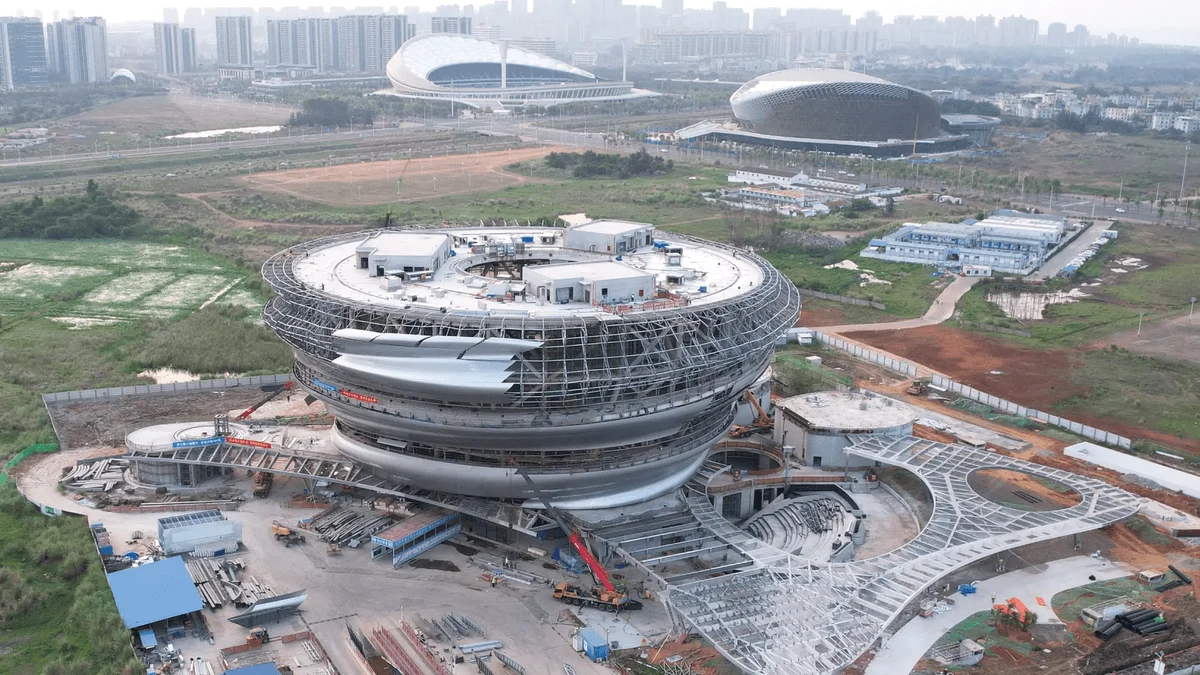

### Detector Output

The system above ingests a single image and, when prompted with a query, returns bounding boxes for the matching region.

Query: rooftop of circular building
[262,219,800,508]
[776,391,917,432]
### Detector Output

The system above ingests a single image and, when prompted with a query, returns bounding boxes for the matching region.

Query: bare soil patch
[845,325,1083,410]
[60,93,291,137]
[967,468,1082,511]
[47,386,276,449]
[241,146,567,206]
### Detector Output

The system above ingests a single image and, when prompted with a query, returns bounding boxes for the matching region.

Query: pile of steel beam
[185,558,275,609]
[60,458,127,491]
[302,506,393,546]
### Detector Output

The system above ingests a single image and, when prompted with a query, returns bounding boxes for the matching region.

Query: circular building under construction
[262,221,800,509]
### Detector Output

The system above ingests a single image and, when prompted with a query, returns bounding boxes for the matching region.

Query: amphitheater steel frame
[598,434,1141,675]
[261,226,801,507]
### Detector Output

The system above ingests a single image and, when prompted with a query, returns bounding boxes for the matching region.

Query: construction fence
[0,443,59,487]
[930,374,1133,450]
[41,373,293,404]
[812,332,919,377]
[797,287,887,310]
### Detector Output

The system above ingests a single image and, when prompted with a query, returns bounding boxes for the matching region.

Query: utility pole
[1182,140,1192,201]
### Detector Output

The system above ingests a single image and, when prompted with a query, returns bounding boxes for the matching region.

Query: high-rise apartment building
[431,16,472,34]
[181,28,196,71]
[215,15,253,66]
[268,15,411,73]
[338,14,414,73]
[0,17,48,90]
[45,17,107,84]
[153,22,192,73]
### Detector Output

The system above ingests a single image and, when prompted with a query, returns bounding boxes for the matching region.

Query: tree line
[545,149,673,178]
[0,180,141,239]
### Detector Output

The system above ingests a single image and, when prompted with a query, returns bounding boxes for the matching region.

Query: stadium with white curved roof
[382,34,655,109]
[677,68,975,157]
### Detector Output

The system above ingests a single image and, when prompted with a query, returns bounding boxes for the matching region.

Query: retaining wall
[797,287,886,310]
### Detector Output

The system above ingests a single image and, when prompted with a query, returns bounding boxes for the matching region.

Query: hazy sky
[24,0,1200,47]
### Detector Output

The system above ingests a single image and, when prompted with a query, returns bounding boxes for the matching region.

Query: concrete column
[499,40,508,90]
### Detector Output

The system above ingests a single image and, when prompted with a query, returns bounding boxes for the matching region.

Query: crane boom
[512,464,616,593]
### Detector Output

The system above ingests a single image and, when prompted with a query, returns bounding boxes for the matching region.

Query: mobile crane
[511,464,642,612]
[728,390,773,438]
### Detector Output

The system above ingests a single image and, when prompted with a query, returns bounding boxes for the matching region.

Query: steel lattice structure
[600,435,1141,675]
[261,225,800,508]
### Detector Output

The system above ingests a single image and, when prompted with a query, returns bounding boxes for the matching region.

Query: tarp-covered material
[107,556,203,629]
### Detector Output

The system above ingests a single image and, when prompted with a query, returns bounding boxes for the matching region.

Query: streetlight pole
[1182,140,1192,202]
[1137,311,1146,336]
[1190,297,1196,322]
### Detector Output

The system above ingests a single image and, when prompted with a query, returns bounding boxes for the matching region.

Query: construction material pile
[301,506,393,546]
[60,458,128,491]
[185,558,275,609]
[421,613,486,642]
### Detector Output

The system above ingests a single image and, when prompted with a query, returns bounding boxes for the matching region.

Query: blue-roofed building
[107,556,203,629]
[224,664,283,675]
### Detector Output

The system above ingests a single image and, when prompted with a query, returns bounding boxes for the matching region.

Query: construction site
[12,218,1200,675]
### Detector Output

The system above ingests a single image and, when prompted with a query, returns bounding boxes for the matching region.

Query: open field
[242,145,567,206]
[847,324,1200,453]
[55,93,293,144]
[0,239,256,323]
[964,130,1198,194]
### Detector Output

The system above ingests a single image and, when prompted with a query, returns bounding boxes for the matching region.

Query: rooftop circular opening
[967,468,1082,512]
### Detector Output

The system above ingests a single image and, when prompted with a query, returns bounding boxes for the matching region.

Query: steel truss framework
[600,435,1142,675]
[261,227,801,476]
[122,443,556,537]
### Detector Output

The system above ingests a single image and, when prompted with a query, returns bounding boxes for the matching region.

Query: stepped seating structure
[594,435,1142,675]
[743,495,858,560]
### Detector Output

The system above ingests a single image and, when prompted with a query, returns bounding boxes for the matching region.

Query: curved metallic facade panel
[331,421,716,509]
[262,226,801,502]
[730,68,943,142]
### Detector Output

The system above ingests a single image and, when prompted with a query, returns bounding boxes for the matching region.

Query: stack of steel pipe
[303,506,393,546]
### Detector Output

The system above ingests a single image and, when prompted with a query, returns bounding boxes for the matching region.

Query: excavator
[728,390,773,438]
[511,464,643,613]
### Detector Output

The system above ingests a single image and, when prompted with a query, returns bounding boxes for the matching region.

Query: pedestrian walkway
[865,556,1131,675]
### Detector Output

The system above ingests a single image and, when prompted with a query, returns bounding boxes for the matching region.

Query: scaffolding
[259,226,801,477]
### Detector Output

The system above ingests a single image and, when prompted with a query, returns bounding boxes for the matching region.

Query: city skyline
[8,1,1198,47]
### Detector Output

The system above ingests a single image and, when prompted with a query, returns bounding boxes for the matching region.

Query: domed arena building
[381,34,656,110]
[676,68,977,157]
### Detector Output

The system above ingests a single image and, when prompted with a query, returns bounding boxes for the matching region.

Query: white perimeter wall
[1065,442,1200,499]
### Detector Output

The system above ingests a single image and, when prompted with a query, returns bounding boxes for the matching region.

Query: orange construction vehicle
[729,390,773,438]
[512,464,643,613]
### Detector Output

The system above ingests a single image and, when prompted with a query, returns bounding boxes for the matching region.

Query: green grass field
[0,485,143,675]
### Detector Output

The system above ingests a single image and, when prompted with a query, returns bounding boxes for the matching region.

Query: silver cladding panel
[262,226,801,502]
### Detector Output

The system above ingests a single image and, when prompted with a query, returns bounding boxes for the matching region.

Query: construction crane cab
[553,582,643,612]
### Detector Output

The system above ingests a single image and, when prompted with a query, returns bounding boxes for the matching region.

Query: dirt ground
[58,93,293,138]
[241,145,566,206]
[1093,313,1200,366]
[46,385,282,449]
[845,326,1081,411]
[967,468,1083,511]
